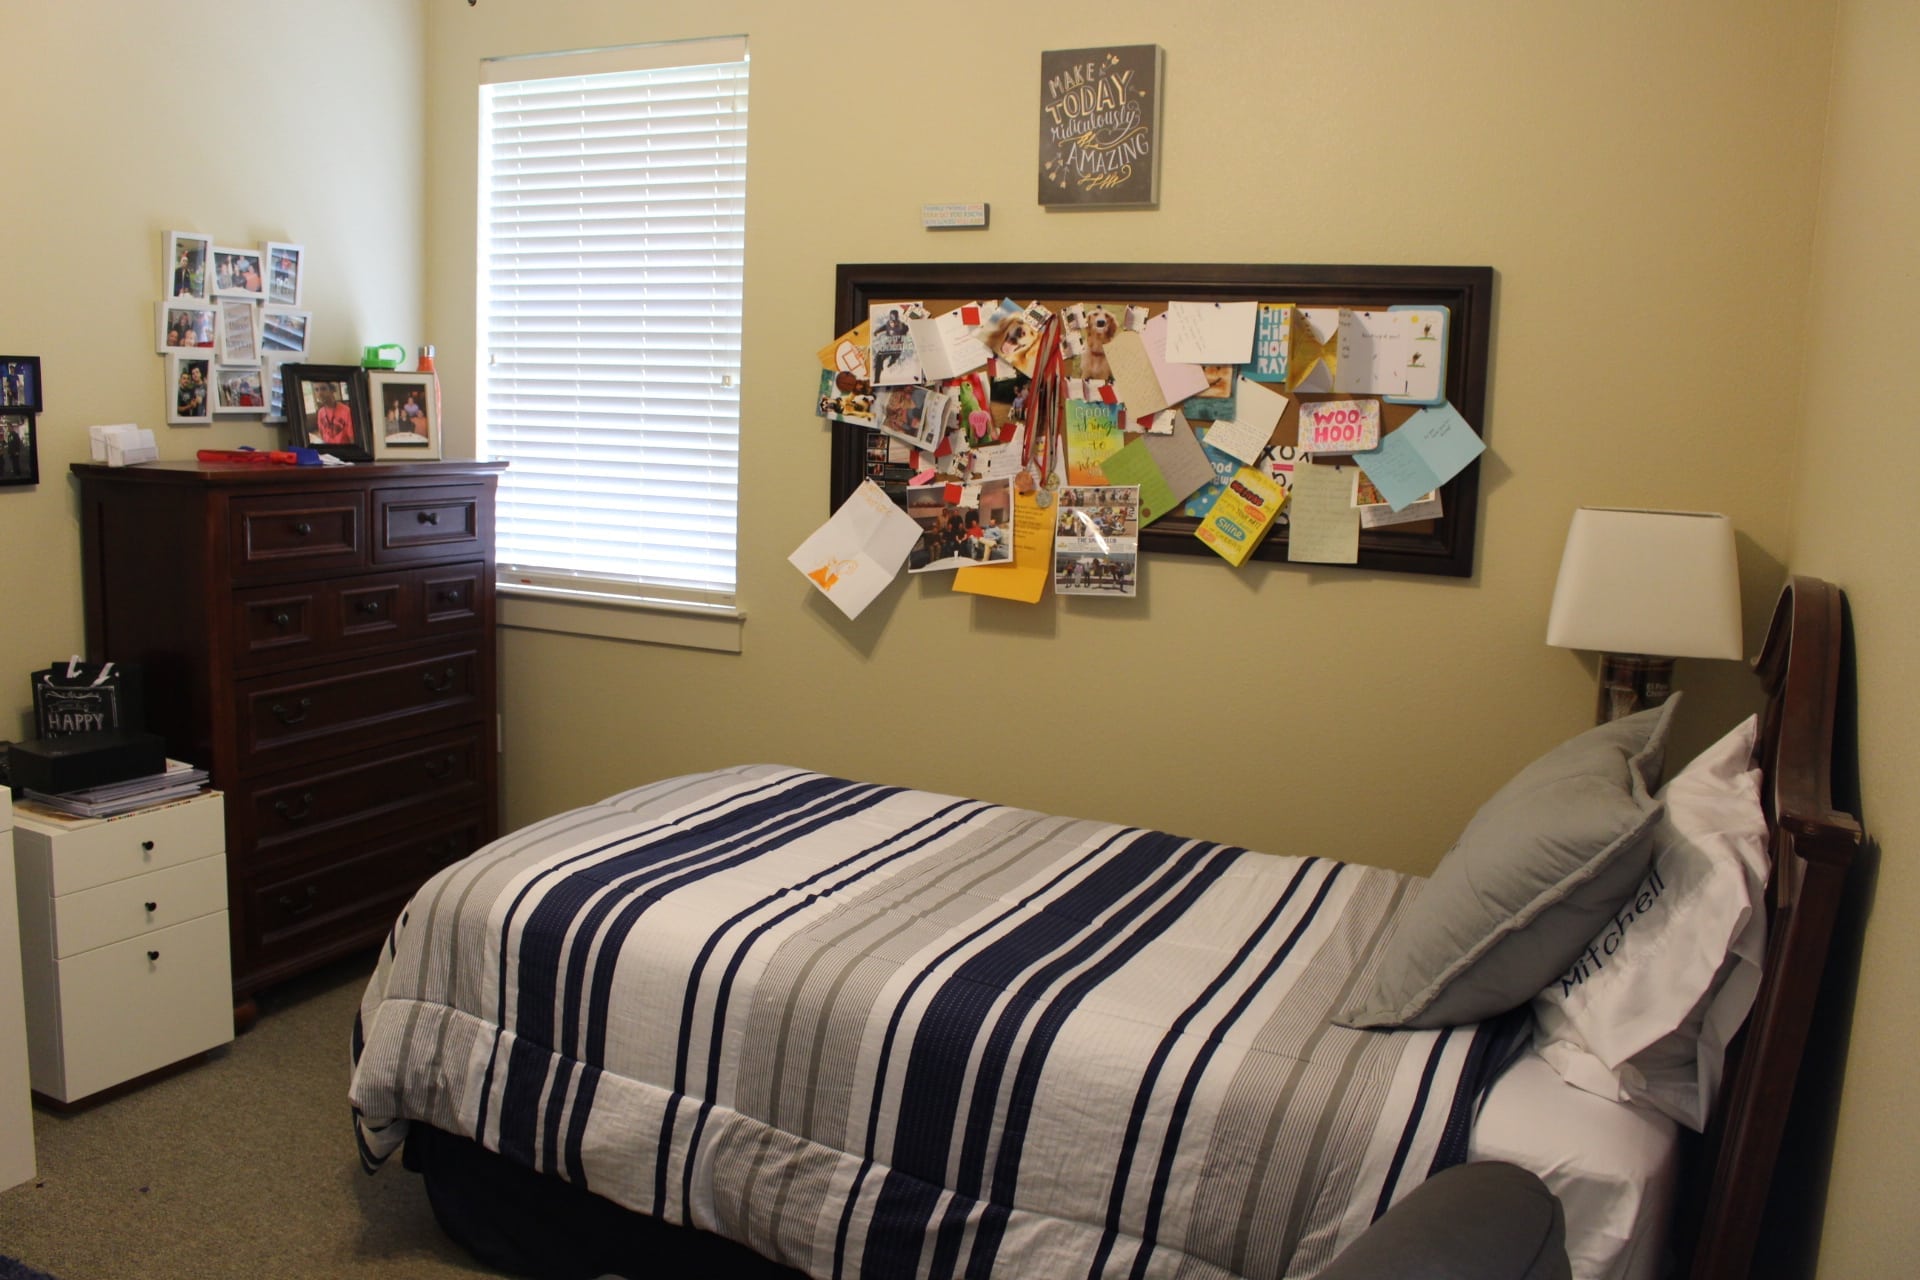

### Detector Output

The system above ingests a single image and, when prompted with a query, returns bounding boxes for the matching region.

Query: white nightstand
[10,790,234,1103]
[0,788,35,1187]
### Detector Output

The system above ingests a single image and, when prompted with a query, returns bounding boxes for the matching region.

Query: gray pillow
[1338,698,1678,1030]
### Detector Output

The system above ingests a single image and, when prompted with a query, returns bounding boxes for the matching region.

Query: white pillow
[1531,715,1769,1130]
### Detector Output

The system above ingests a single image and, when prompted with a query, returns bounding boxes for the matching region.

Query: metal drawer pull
[357,598,383,615]
[270,697,313,724]
[422,667,456,694]
[293,521,313,536]
[272,610,292,628]
[423,753,457,781]
[278,885,320,918]
[148,950,160,962]
[145,901,157,913]
[418,510,440,525]
[274,791,316,824]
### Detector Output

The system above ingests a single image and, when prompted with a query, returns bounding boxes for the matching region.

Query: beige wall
[422,0,1829,868]
[1789,0,1920,1269]
[0,0,424,738]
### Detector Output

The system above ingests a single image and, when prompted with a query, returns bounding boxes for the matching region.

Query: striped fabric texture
[351,766,1515,1280]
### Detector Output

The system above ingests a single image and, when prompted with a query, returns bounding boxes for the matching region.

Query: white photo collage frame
[161,230,309,425]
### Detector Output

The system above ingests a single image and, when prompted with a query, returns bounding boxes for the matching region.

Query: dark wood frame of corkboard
[828,262,1494,578]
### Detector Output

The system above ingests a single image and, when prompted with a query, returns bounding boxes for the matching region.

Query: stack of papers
[24,758,210,819]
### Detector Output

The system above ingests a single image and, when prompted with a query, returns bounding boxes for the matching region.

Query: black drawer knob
[140,840,155,852]
[293,521,313,536]
[145,901,157,913]
[270,697,313,725]
[423,753,457,781]
[439,589,463,606]
[418,510,440,526]
[357,598,383,615]
[274,791,316,824]
[278,885,320,918]
[272,610,292,628]
[147,950,160,962]
[422,667,457,694]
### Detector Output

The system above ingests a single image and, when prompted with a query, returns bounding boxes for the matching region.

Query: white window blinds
[478,37,748,609]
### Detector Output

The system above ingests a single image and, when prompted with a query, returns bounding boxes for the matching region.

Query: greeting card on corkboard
[1038,45,1164,209]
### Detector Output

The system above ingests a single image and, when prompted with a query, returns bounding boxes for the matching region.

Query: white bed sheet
[1471,1050,1680,1280]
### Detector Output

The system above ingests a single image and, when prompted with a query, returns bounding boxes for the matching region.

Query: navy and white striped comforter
[351,766,1515,1279]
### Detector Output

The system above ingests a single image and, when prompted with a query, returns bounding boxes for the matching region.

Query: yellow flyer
[1194,466,1287,567]
[954,488,1054,602]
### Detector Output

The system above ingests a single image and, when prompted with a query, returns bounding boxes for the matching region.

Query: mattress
[350,765,1534,1279]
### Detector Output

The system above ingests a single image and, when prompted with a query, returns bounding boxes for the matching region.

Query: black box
[6,730,166,794]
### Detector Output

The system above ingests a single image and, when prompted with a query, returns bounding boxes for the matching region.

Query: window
[478,37,748,614]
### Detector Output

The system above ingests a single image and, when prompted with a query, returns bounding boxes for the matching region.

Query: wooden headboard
[1680,576,1864,1278]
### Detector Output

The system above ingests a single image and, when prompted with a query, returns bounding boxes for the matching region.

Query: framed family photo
[1,356,44,412]
[285,363,371,460]
[213,365,267,415]
[167,353,213,425]
[367,371,441,460]
[164,229,211,299]
[156,300,218,353]
[211,245,265,299]
[0,413,36,486]
[265,241,304,306]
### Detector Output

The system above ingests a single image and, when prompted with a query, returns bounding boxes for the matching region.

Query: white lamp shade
[1546,508,1744,659]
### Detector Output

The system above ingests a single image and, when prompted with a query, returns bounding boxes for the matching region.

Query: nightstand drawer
[16,793,225,897]
[230,492,366,580]
[50,854,227,958]
[34,912,234,1103]
[373,485,487,565]
[235,647,482,773]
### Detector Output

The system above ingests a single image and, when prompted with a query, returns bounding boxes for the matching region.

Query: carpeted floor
[0,951,498,1280]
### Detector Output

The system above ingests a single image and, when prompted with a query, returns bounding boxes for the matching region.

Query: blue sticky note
[1353,402,1486,511]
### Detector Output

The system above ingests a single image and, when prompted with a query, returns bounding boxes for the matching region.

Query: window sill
[497,586,744,654]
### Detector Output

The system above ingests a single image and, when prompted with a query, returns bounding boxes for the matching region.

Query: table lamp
[1546,508,1744,723]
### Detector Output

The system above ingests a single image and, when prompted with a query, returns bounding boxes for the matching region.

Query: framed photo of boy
[211,245,266,300]
[156,300,218,354]
[167,353,214,425]
[265,241,305,306]
[368,371,441,460]
[0,413,37,486]
[165,230,211,299]
[285,363,372,460]
[0,356,44,412]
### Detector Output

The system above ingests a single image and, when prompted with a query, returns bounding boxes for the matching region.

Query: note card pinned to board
[1352,401,1486,511]
[1164,301,1257,364]
[790,480,923,619]
[1285,462,1361,564]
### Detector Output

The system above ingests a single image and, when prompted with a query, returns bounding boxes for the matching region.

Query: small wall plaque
[921,203,990,230]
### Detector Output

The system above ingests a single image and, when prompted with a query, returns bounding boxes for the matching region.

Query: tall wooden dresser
[73,460,504,1008]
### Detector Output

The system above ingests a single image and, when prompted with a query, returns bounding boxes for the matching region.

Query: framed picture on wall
[218,298,260,364]
[259,306,311,355]
[213,364,267,415]
[166,352,213,425]
[0,412,37,486]
[262,353,292,424]
[164,229,211,299]
[156,300,218,354]
[211,245,266,300]
[0,355,44,412]
[285,363,372,460]
[265,241,304,306]
[368,371,441,460]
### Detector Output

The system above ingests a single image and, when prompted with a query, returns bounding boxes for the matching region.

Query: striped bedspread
[351,766,1517,1279]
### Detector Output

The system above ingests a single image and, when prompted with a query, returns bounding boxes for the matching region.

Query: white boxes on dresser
[10,790,234,1103]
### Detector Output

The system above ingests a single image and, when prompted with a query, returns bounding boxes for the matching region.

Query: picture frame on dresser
[285,362,372,460]
[368,371,441,460]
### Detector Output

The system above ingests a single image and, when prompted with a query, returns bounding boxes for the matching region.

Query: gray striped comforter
[350,766,1514,1279]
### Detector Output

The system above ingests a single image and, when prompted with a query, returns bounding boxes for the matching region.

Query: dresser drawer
[229,492,366,580]
[234,647,482,772]
[373,484,488,566]
[32,912,234,1103]
[418,563,486,636]
[233,584,324,664]
[14,792,225,897]
[243,729,486,864]
[51,853,227,958]
[246,816,483,975]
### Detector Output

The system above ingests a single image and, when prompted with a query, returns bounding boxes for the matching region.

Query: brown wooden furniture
[73,460,504,1008]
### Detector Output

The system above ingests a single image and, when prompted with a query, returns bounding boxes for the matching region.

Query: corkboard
[828,263,1493,578]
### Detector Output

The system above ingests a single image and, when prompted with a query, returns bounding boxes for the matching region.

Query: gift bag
[31,657,144,738]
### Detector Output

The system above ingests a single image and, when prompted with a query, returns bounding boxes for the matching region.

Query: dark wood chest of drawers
[73,460,504,1000]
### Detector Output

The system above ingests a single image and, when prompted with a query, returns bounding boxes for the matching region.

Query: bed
[350,576,1861,1280]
